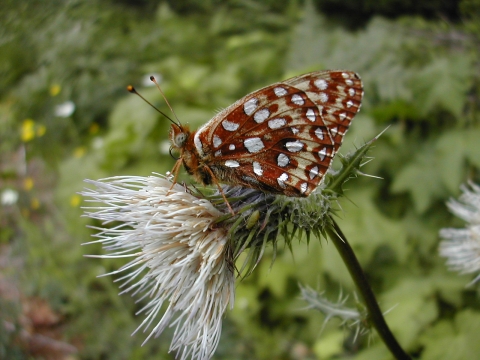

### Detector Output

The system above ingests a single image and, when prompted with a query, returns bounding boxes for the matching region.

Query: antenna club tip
[150,75,157,82]
[127,85,136,93]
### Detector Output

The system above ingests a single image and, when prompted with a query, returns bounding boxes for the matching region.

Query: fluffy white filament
[439,182,480,284]
[82,175,235,360]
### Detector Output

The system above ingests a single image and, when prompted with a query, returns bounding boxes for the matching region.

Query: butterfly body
[169,70,363,197]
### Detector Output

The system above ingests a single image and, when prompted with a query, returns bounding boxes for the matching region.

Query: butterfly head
[169,123,191,151]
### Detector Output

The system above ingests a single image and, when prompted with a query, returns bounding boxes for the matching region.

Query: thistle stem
[326,216,411,360]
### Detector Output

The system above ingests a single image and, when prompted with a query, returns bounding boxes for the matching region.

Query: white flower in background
[1,188,19,206]
[82,174,235,360]
[55,100,75,117]
[91,137,104,149]
[439,182,480,284]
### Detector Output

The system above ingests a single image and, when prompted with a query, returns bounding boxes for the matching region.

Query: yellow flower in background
[50,84,61,96]
[89,123,99,135]
[31,198,40,210]
[70,194,81,207]
[21,119,35,142]
[36,125,46,137]
[74,147,86,158]
[24,177,34,191]
[21,119,46,141]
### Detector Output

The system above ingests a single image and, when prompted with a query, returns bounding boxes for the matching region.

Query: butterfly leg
[167,158,183,192]
[202,165,235,215]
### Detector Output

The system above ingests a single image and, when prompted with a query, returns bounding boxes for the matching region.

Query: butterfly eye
[174,132,187,147]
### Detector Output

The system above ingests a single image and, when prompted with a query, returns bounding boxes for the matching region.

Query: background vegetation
[1,0,479,359]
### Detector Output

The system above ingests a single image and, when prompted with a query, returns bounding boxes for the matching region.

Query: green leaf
[420,310,480,360]
[465,126,480,168]
[435,129,469,194]
[391,145,447,213]
[352,343,390,360]
[380,278,438,348]
[102,90,159,169]
[312,330,345,359]
[410,56,472,118]
[337,187,410,262]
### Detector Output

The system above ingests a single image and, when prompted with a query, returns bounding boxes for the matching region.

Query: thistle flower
[81,135,377,359]
[82,175,235,360]
[81,174,335,359]
[439,182,480,284]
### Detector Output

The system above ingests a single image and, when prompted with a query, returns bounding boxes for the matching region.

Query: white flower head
[82,174,235,360]
[1,188,19,206]
[439,182,480,284]
[55,100,75,117]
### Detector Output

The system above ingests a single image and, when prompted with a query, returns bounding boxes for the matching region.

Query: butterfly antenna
[150,76,181,127]
[127,85,180,127]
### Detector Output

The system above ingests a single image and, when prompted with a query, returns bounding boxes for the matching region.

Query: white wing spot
[319,92,328,103]
[244,98,258,116]
[345,79,353,86]
[277,173,289,188]
[268,118,286,129]
[225,160,240,168]
[346,100,354,108]
[254,108,270,123]
[253,161,263,176]
[291,127,300,135]
[214,150,222,157]
[229,144,235,150]
[314,79,328,90]
[309,166,319,180]
[339,112,347,121]
[213,135,222,148]
[315,128,324,140]
[300,182,308,194]
[222,120,240,131]
[318,147,327,161]
[286,140,304,153]
[342,72,349,79]
[277,153,290,167]
[193,133,204,156]
[348,88,356,96]
[331,127,338,137]
[306,108,316,122]
[274,87,288,97]
[244,137,265,153]
[291,94,304,106]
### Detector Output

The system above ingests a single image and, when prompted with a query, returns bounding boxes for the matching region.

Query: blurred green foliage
[1,0,480,359]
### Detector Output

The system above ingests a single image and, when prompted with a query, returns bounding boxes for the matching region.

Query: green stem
[326,215,411,360]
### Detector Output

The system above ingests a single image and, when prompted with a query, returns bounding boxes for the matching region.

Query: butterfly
[131,70,363,213]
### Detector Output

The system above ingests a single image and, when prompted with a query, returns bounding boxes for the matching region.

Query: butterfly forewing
[193,70,363,196]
